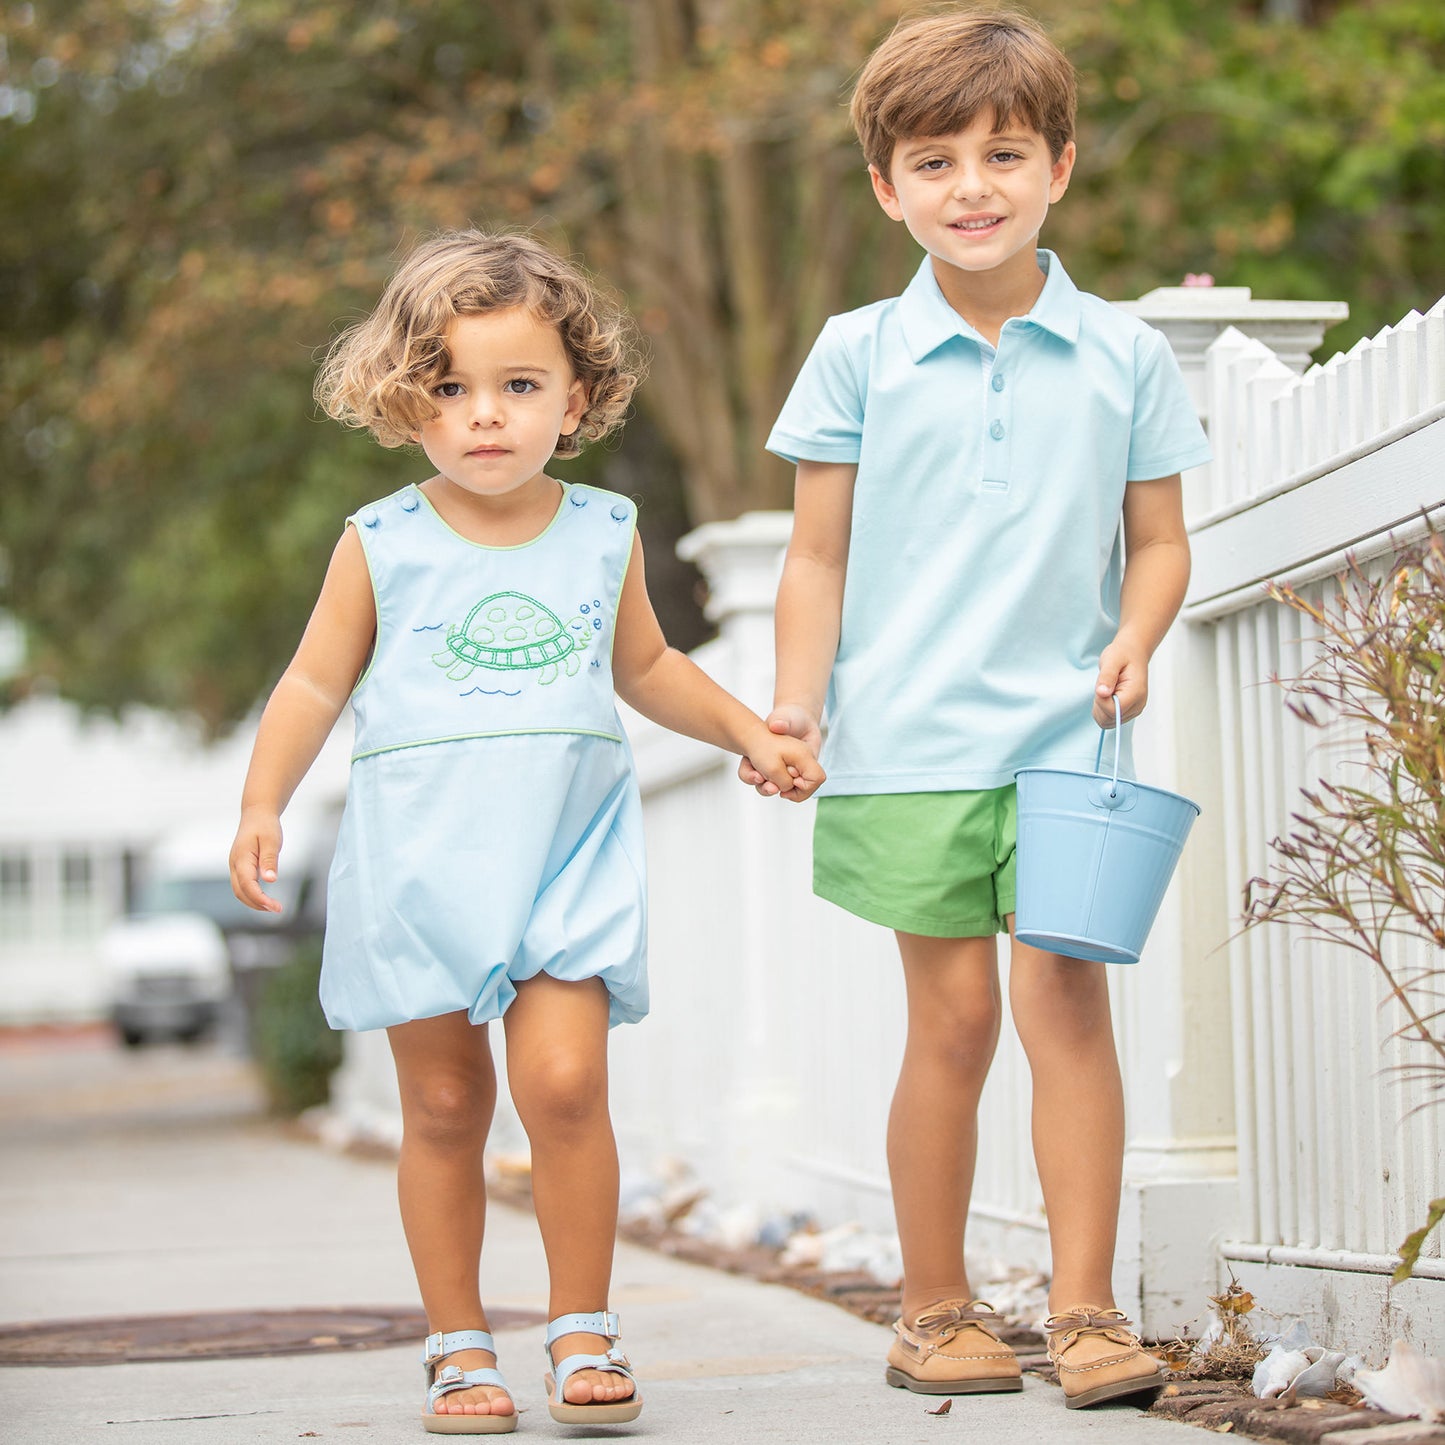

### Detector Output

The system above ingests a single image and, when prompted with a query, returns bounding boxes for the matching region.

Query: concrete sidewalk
[0,1034,1199,1443]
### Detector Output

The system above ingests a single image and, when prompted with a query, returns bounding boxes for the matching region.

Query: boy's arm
[1095,473,1190,727]
[739,459,856,792]
[612,532,823,801]
[229,528,376,911]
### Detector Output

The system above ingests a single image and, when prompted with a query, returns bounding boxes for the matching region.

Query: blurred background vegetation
[1,0,1442,730]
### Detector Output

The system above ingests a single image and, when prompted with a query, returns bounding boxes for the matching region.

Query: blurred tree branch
[2,0,1443,724]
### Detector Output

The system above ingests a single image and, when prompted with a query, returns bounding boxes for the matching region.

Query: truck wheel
[119,1027,146,1049]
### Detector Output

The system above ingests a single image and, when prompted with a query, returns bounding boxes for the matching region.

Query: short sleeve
[766,318,864,465]
[1127,327,1212,481]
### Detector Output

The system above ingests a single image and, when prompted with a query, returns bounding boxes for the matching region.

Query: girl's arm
[612,531,824,801]
[229,527,376,911]
[1094,472,1190,726]
[739,459,856,792]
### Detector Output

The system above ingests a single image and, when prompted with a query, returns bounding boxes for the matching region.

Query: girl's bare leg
[504,973,634,1406]
[1006,930,1125,1312]
[889,932,1003,1320]
[388,1011,512,1419]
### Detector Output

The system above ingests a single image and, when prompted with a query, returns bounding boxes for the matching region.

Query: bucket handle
[1092,694,1123,799]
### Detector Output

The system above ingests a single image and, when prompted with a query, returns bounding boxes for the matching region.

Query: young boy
[740,7,1210,1410]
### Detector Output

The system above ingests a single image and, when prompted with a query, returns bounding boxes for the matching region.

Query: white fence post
[1107,288,1345,1336]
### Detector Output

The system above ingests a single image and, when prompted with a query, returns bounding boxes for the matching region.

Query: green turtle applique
[432,591,593,686]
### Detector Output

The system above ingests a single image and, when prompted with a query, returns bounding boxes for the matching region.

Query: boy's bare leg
[890,932,1003,1320]
[504,973,635,1407]
[1005,930,1125,1312]
[388,1011,514,1418]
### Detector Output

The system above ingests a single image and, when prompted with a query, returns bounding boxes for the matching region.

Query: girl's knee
[511,1052,608,1132]
[402,1073,492,1146]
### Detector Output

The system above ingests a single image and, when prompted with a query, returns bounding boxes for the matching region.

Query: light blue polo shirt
[767,249,1211,794]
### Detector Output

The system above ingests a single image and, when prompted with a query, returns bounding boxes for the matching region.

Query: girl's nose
[468,394,504,427]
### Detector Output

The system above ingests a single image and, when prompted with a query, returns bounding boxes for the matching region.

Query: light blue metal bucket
[1013,697,1200,964]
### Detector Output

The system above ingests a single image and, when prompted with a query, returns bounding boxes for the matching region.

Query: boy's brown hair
[850,8,1076,177]
[316,230,643,457]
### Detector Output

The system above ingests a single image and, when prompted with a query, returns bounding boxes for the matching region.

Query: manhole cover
[0,1306,546,1366]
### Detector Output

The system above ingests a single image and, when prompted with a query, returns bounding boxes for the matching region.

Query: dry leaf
[926,1398,952,1415]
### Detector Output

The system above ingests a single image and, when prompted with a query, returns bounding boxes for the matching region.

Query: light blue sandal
[543,1310,643,1425]
[422,1329,517,1435]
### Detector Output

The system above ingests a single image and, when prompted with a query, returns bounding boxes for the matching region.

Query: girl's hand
[738,705,824,797]
[1094,640,1149,727]
[229,808,285,913]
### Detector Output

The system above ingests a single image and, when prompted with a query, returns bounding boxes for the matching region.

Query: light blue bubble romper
[319,481,648,1032]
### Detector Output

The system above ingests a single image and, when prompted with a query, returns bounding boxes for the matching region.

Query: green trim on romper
[347,516,385,699]
[411,479,572,551]
[351,727,625,763]
[609,502,637,671]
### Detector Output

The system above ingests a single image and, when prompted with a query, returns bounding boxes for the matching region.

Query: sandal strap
[550,1349,635,1403]
[544,1310,620,1347]
[423,1328,498,1367]
[427,1363,511,1412]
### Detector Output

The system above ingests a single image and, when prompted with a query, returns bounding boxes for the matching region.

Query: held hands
[229,807,285,913]
[1094,638,1149,727]
[738,704,824,800]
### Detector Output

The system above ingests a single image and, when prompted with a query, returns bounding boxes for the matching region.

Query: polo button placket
[983,329,1014,495]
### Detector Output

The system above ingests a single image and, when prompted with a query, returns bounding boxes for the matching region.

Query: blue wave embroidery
[459,686,522,698]
[412,622,446,632]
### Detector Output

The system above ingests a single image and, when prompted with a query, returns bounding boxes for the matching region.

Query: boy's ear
[1049,141,1077,203]
[869,163,905,222]
[559,377,589,437]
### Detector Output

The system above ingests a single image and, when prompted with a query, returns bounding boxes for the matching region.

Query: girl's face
[414,306,587,501]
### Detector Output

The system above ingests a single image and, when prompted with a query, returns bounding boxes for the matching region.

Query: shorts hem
[813,880,1004,938]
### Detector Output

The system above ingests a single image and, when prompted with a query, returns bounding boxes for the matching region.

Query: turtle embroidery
[432,591,592,686]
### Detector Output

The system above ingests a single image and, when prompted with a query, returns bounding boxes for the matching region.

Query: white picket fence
[331,286,1445,1357]
[1186,297,1445,1354]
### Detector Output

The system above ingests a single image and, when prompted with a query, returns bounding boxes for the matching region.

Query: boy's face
[413,306,587,501]
[869,113,1075,286]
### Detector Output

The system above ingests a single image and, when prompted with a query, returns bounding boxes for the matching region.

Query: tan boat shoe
[1044,1306,1167,1408]
[884,1299,1022,1395]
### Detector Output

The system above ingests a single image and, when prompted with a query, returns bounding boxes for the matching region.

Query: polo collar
[897,248,1082,361]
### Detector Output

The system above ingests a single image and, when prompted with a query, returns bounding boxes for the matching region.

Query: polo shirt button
[990,420,1005,440]
[992,374,1005,392]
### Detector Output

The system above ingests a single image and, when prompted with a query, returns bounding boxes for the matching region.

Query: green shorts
[812,786,1017,937]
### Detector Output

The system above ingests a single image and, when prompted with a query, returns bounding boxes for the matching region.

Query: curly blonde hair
[316,230,643,457]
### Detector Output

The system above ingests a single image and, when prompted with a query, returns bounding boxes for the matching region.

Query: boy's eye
[504,378,538,395]
[991,150,1023,163]
[918,158,948,172]
[435,381,463,398]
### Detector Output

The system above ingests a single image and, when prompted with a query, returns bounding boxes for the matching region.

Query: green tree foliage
[2,0,1442,726]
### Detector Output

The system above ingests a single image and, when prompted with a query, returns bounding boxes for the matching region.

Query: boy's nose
[952,167,992,201]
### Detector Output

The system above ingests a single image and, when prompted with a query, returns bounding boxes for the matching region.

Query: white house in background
[0,691,351,1024]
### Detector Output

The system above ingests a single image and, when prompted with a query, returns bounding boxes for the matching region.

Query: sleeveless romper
[319,481,648,1032]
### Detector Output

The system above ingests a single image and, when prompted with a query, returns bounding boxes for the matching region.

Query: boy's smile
[413,306,587,509]
[870,114,1075,314]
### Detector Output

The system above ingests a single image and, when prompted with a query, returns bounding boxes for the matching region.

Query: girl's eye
[435,382,463,398]
[504,379,538,395]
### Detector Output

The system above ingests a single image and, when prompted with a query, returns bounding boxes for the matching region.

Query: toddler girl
[229,229,822,1434]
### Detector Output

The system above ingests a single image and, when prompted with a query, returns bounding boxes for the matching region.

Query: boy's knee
[909,994,1002,1070]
